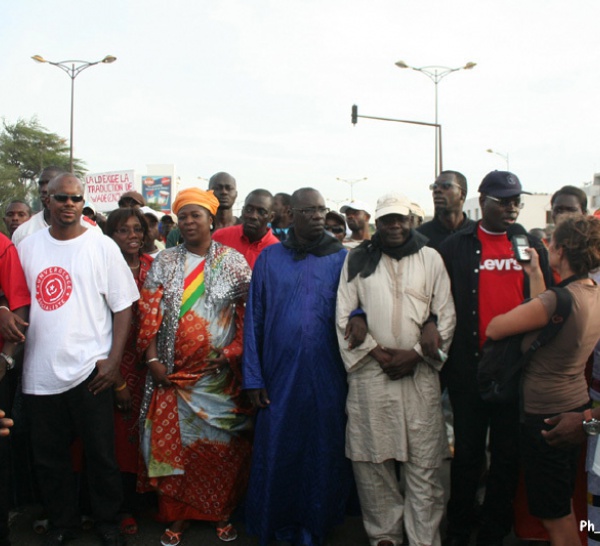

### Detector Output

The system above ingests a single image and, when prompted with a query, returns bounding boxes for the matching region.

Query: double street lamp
[336,177,367,201]
[395,60,476,177]
[32,54,117,172]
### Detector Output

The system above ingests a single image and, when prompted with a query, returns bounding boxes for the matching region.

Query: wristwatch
[583,409,600,436]
[0,352,15,371]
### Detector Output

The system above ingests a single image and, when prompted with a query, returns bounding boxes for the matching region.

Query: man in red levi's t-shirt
[438,171,553,546]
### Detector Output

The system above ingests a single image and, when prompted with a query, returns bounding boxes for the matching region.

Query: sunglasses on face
[325,225,345,234]
[50,194,85,203]
[486,195,524,209]
[429,181,460,191]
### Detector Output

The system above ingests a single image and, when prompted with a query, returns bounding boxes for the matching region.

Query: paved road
[8,460,528,545]
[8,512,528,546]
[9,509,369,546]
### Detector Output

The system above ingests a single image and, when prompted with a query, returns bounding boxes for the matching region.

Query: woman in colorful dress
[106,207,154,535]
[137,188,253,545]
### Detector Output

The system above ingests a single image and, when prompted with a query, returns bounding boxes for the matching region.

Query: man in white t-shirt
[17,174,139,546]
[12,166,101,248]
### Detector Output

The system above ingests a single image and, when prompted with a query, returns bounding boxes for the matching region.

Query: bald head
[46,174,85,236]
[208,172,237,209]
[291,187,322,208]
[48,173,84,194]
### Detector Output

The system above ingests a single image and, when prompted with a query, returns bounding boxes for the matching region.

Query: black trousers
[0,377,10,546]
[26,370,122,531]
[446,388,520,542]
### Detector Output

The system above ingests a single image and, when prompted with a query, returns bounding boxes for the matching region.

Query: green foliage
[0,117,85,235]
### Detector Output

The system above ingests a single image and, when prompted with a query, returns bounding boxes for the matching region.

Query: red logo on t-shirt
[36,267,73,311]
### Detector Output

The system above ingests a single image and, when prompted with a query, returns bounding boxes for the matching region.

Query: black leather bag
[477,286,572,403]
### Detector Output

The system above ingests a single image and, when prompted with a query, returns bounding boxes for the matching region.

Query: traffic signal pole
[350,104,443,177]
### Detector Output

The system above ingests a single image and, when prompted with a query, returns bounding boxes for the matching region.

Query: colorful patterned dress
[137,242,253,522]
[114,253,154,474]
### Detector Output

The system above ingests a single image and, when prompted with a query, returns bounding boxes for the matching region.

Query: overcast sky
[2,0,599,214]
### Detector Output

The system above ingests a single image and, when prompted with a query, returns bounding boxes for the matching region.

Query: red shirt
[0,233,31,351]
[477,225,524,349]
[212,224,279,269]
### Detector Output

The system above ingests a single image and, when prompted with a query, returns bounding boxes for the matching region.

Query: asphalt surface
[8,510,368,546]
[7,461,529,546]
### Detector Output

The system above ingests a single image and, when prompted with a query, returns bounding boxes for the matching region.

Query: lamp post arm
[46,60,102,80]
[411,65,461,84]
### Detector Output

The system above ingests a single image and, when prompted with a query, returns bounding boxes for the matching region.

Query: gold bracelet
[146,357,160,365]
[114,381,128,392]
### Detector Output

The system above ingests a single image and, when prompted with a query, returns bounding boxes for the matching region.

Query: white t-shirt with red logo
[18,228,139,395]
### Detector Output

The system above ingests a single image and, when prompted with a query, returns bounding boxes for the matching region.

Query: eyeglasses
[324,225,345,234]
[292,206,330,216]
[50,194,85,203]
[115,226,144,236]
[429,181,461,191]
[486,195,524,209]
[242,205,270,217]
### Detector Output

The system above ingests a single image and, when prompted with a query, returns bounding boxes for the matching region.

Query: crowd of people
[0,165,599,546]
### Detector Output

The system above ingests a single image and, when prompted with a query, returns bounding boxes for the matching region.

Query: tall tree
[0,117,85,221]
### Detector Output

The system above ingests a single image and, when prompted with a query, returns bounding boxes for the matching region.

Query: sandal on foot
[161,528,184,546]
[33,518,49,535]
[216,523,238,542]
[81,515,94,531]
[120,516,138,535]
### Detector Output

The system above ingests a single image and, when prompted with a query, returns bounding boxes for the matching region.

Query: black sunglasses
[51,194,85,203]
[325,225,345,234]
[429,181,461,191]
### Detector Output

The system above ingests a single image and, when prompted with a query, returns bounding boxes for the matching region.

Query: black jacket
[438,221,553,393]
[417,213,476,250]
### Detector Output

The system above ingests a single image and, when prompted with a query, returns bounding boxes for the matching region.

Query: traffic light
[351,104,358,125]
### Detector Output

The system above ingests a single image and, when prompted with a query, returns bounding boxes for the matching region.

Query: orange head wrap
[171,188,220,216]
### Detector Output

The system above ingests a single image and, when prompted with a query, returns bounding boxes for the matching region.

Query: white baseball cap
[374,193,412,220]
[339,200,373,217]
[140,206,162,221]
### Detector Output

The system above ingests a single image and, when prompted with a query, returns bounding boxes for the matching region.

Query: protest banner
[84,170,135,212]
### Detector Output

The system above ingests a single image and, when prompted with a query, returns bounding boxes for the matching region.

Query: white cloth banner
[84,170,135,212]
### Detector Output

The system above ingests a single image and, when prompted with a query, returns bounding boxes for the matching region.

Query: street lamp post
[486,148,510,170]
[32,54,117,173]
[395,60,476,177]
[336,177,367,201]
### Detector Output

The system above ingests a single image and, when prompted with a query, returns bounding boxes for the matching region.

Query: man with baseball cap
[337,192,455,546]
[340,200,372,249]
[438,171,552,546]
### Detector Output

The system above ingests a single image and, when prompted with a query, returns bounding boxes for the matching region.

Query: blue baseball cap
[478,171,530,198]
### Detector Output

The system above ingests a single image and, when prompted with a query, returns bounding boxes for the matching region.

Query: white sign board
[84,170,135,213]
